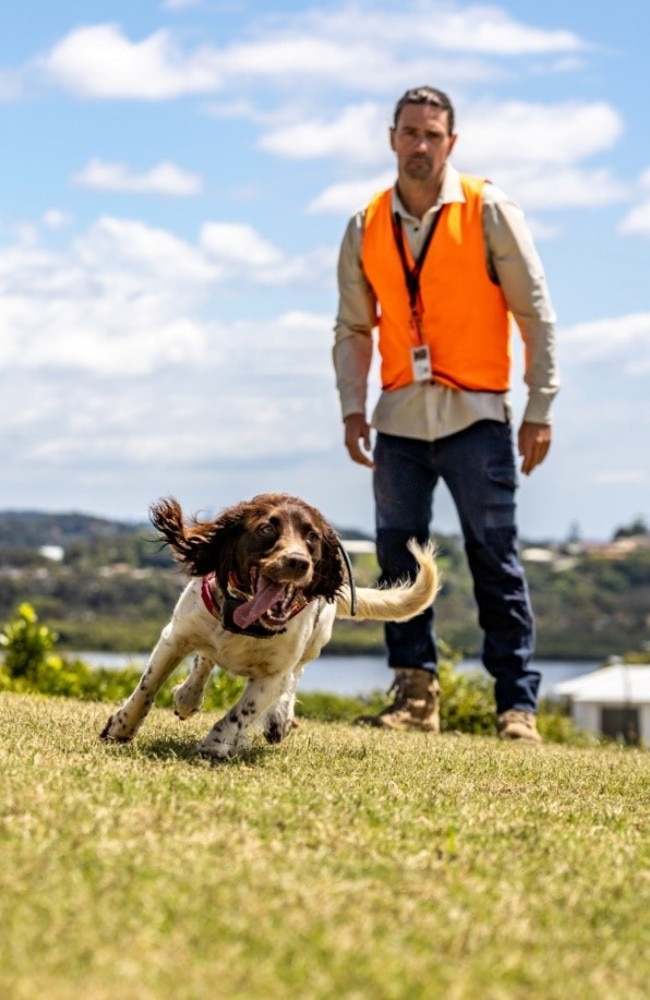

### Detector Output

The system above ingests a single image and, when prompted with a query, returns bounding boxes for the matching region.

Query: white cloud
[73,216,217,287]
[481,165,628,211]
[0,214,336,386]
[0,203,340,492]
[200,221,336,284]
[415,6,585,54]
[0,218,217,376]
[308,171,394,215]
[41,23,221,99]
[37,4,589,104]
[458,100,623,165]
[259,103,389,165]
[218,37,375,78]
[293,4,585,56]
[619,201,650,235]
[72,159,203,196]
[413,7,576,54]
[0,305,338,479]
[200,222,283,266]
[617,168,650,235]
[42,209,73,230]
[562,313,650,372]
[11,222,40,246]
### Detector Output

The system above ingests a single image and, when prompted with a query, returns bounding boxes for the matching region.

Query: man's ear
[389,126,397,152]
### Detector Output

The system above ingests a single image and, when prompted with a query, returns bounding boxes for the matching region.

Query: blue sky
[1,0,648,542]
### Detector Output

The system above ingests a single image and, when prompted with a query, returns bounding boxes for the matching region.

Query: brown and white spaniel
[100,493,439,759]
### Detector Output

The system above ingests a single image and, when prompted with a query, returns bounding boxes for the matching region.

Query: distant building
[340,539,376,555]
[38,545,64,562]
[521,547,555,563]
[553,661,650,745]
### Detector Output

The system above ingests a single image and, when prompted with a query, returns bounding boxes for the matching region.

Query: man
[332,86,559,742]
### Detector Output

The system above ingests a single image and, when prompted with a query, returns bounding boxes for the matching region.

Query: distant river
[76,651,600,701]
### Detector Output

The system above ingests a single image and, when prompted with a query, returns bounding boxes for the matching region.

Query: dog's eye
[257,522,277,538]
[306,530,320,546]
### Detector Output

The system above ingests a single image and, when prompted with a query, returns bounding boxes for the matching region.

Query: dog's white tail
[335,540,439,622]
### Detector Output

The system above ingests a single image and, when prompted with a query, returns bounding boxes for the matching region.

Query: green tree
[613,517,648,540]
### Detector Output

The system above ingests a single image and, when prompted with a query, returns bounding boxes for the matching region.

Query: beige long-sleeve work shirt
[333,164,559,441]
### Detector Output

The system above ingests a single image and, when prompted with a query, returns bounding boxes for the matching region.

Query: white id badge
[411,344,431,382]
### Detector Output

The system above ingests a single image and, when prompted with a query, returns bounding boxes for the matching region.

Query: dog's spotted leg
[263,676,300,744]
[100,628,190,742]
[172,653,214,719]
[196,672,294,760]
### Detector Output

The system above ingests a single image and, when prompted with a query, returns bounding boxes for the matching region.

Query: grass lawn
[2,692,650,1000]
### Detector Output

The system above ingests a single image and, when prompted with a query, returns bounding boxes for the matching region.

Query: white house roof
[341,539,376,554]
[553,664,650,704]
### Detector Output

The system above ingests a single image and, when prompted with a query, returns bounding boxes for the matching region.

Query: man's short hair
[392,86,455,135]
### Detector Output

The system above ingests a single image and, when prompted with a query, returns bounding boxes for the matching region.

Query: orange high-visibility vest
[361,176,512,392]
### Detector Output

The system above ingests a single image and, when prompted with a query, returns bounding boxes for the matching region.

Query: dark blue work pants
[373,421,539,714]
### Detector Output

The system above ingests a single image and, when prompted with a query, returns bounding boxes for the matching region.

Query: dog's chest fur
[173,581,336,679]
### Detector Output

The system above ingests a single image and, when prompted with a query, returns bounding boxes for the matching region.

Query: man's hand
[344,413,375,469]
[518,421,552,476]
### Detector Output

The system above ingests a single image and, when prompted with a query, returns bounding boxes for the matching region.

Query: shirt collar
[391,163,465,221]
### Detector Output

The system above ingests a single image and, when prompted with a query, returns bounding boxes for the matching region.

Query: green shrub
[0,602,57,681]
[0,603,243,709]
[537,699,599,746]
[296,690,388,723]
[438,656,496,735]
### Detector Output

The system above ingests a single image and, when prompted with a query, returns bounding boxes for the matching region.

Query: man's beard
[404,155,433,180]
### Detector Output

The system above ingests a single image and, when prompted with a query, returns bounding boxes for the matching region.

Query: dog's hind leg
[172,653,214,719]
[196,672,295,760]
[100,627,190,742]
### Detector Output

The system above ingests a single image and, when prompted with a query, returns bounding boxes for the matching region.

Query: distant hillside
[0,510,155,548]
[0,510,372,549]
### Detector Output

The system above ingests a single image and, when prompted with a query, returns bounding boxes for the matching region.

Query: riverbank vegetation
[1,511,649,660]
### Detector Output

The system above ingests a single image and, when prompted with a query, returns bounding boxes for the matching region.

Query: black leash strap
[337,538,357,616]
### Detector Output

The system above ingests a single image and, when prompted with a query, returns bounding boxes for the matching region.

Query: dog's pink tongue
[232,577,287,629]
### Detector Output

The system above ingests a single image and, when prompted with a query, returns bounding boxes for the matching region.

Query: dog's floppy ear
[312,520,347,601]
[149,497,245,578]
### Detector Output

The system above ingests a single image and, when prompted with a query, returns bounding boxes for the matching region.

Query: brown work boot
[497,709,542,743]
[356,668,440,733]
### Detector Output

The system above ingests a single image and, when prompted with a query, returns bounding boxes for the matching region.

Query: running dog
[100,493,439,759]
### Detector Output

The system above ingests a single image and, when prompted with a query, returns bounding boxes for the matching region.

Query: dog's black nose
[284,553,311,573]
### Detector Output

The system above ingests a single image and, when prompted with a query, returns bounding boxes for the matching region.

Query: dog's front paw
[172,682,202,720]
[195,731,249,761]
[195,740,235,761]
[263,715,298,744]
[99,714,135,743]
